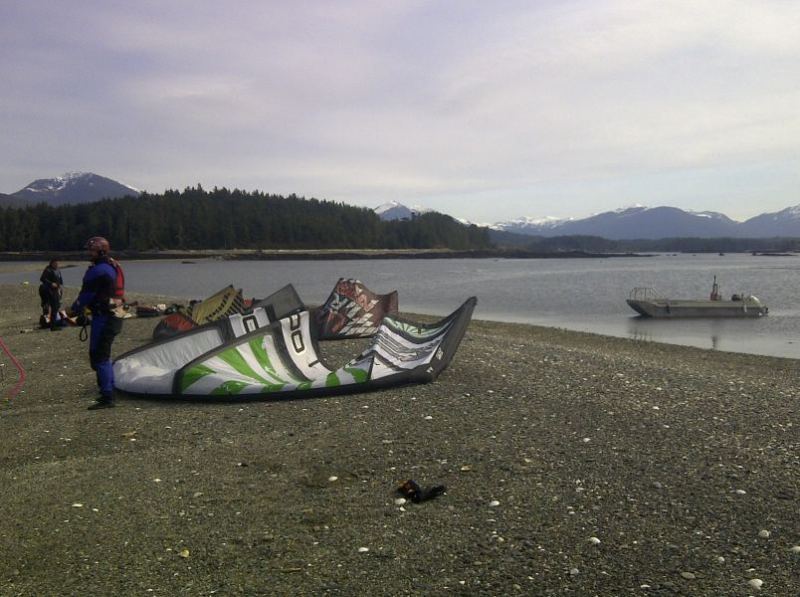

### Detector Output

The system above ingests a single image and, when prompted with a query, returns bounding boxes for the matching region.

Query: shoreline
[1,283,799,594]
[2,268,795,361]
[0,248,649,261]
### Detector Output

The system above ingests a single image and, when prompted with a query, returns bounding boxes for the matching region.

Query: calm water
[3,254,799,359]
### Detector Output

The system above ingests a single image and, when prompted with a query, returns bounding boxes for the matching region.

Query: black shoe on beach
[88,399,115,410]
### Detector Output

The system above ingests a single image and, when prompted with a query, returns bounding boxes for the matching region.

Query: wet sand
[1,283,798,595]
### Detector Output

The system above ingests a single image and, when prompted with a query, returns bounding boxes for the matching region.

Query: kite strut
[0,336,26,400]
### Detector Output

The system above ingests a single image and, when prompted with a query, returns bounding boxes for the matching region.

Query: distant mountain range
[491,205,800,239]
[3,174,798,239]
[0,172,140,207]
[374,202,800,239]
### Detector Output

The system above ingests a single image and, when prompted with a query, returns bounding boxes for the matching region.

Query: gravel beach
[1,282,798,595]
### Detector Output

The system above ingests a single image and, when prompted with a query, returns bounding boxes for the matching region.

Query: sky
[1,1,798,224]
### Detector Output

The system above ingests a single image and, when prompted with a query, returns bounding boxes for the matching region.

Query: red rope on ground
[0,336,26,400]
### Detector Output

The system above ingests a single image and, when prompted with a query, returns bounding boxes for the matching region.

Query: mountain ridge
[372,201,800,239]
[2,172,140,207]
[492,204,800,239]
[4,175,799,239]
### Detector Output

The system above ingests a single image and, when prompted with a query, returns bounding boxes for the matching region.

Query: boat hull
[626,299,768,318]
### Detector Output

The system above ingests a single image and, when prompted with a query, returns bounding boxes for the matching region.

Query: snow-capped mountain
[739,205,800,237]
[491,215,571,234]
[493,206,751,239]
[4,172,140,207]
[373,201,432,221]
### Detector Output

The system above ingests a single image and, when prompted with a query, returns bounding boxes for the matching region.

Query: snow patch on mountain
[778,205,800,219]
[491,215,570,232]
[688,210,734,221]
[373,201,433,221]
[613,204,647,213]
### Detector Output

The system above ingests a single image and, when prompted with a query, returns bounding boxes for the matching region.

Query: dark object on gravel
[397,479,447,503]
[87,398,115,410]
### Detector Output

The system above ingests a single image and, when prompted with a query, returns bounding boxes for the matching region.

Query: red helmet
[85,236,110,254]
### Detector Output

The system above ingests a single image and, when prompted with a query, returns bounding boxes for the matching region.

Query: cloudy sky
[1,0,798,223]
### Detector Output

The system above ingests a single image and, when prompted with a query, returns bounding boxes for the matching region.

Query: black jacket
[39,266,63,297]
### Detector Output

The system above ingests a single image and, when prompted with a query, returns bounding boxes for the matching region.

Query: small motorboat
[626,277,768,318]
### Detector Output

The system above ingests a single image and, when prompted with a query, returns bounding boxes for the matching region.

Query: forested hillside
[0,186,491,251]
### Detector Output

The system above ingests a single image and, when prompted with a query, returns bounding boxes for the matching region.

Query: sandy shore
[1,283,798,595]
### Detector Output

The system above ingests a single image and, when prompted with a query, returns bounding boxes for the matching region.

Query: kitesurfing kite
[315,278,398,340]
[153,285,246,340]
[153,279,398,341]
[114,285,476,399]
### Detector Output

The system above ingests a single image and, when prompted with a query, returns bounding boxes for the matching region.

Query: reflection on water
[1,253,798,359]
[627,320,656,343]
[623,313,790,356]
[626,318,726,351]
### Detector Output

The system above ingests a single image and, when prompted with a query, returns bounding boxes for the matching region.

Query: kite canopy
[153,279,398,341]
[114,285,476,399]
[188,285,245,324]
[315,278,399,340]
[153,285,245,339]
[153,312,195,338]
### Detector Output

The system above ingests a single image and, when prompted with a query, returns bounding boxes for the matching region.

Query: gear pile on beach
[114,279,476,400]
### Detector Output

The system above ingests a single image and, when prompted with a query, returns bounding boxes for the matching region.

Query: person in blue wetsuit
[70,236,123,410]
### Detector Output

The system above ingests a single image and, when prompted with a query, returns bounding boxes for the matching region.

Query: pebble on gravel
[489,500,500,507]
[588,537,601,545]
[758,529,770,538]
[747,578,763,591]
[791,545,800,554]
[358,547,369,553]
[680,572,695,580]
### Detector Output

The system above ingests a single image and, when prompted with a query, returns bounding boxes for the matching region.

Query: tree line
[0,186,492,252]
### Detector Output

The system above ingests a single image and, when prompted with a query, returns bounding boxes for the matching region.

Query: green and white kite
[114,285,476,399]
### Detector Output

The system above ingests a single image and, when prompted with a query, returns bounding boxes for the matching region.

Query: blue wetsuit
[71,258,123,399]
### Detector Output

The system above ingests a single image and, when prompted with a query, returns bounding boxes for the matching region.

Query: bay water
[3,253,798,359]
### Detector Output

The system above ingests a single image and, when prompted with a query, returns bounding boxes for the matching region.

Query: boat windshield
[629,287,661,301]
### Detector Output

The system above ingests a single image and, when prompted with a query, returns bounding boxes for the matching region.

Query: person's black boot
[88,396,115,410]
